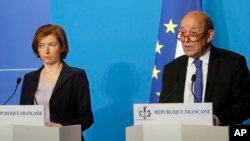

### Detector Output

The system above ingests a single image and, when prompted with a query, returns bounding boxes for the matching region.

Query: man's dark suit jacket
[159,45,250,125]
[20,62,94,140]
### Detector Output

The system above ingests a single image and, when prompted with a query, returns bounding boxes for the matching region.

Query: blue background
[0,0,249,141]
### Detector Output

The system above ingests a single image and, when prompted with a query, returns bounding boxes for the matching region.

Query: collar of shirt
[187,45,211,67]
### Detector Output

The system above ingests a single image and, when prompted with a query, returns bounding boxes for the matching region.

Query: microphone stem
[3,84,19,105]
[2,77,21,105]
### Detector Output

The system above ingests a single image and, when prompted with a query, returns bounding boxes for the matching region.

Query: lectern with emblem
[126,103,229,141]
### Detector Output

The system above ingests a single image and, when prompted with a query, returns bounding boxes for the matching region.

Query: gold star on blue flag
[150,0,202,103]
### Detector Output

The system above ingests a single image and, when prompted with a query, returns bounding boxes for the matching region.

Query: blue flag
[150,0,202,103]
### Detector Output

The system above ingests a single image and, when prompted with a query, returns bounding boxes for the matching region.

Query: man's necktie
[194,59,202,103]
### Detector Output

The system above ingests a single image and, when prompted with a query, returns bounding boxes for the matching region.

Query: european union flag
[150,0,202,103]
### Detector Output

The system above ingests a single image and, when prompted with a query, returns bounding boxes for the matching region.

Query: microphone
[2,77,22,105]
[159,76,179,103]
[191,74,199,102]
[34,95,38,105]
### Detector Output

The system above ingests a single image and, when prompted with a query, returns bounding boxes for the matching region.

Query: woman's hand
[45,122,62,127]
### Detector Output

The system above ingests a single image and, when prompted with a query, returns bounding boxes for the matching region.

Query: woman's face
[37,34,63,65]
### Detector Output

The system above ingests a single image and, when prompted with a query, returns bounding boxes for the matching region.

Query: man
[159,11,250,125]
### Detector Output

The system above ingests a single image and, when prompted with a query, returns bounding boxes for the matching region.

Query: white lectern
[127,103,229,141]
[0,124,81,141]
[126,124,229,141]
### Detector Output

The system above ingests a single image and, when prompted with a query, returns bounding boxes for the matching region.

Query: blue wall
[203,0,250,68]
[0,0,250,141]
[50,1,162,140]
[0,0,50,105]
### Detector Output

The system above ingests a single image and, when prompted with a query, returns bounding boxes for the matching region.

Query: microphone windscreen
[16,77,22,84]
[191,74,196,81]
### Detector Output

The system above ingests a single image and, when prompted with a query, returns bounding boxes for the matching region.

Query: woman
[20,24,94,141]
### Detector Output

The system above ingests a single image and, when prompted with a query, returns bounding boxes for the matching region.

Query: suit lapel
[205,46,220,101]
[52,63,71,95]
[178,56,188,101]
[29,68,42,104]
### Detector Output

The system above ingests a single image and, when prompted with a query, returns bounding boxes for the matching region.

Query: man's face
[179,14,213,58]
